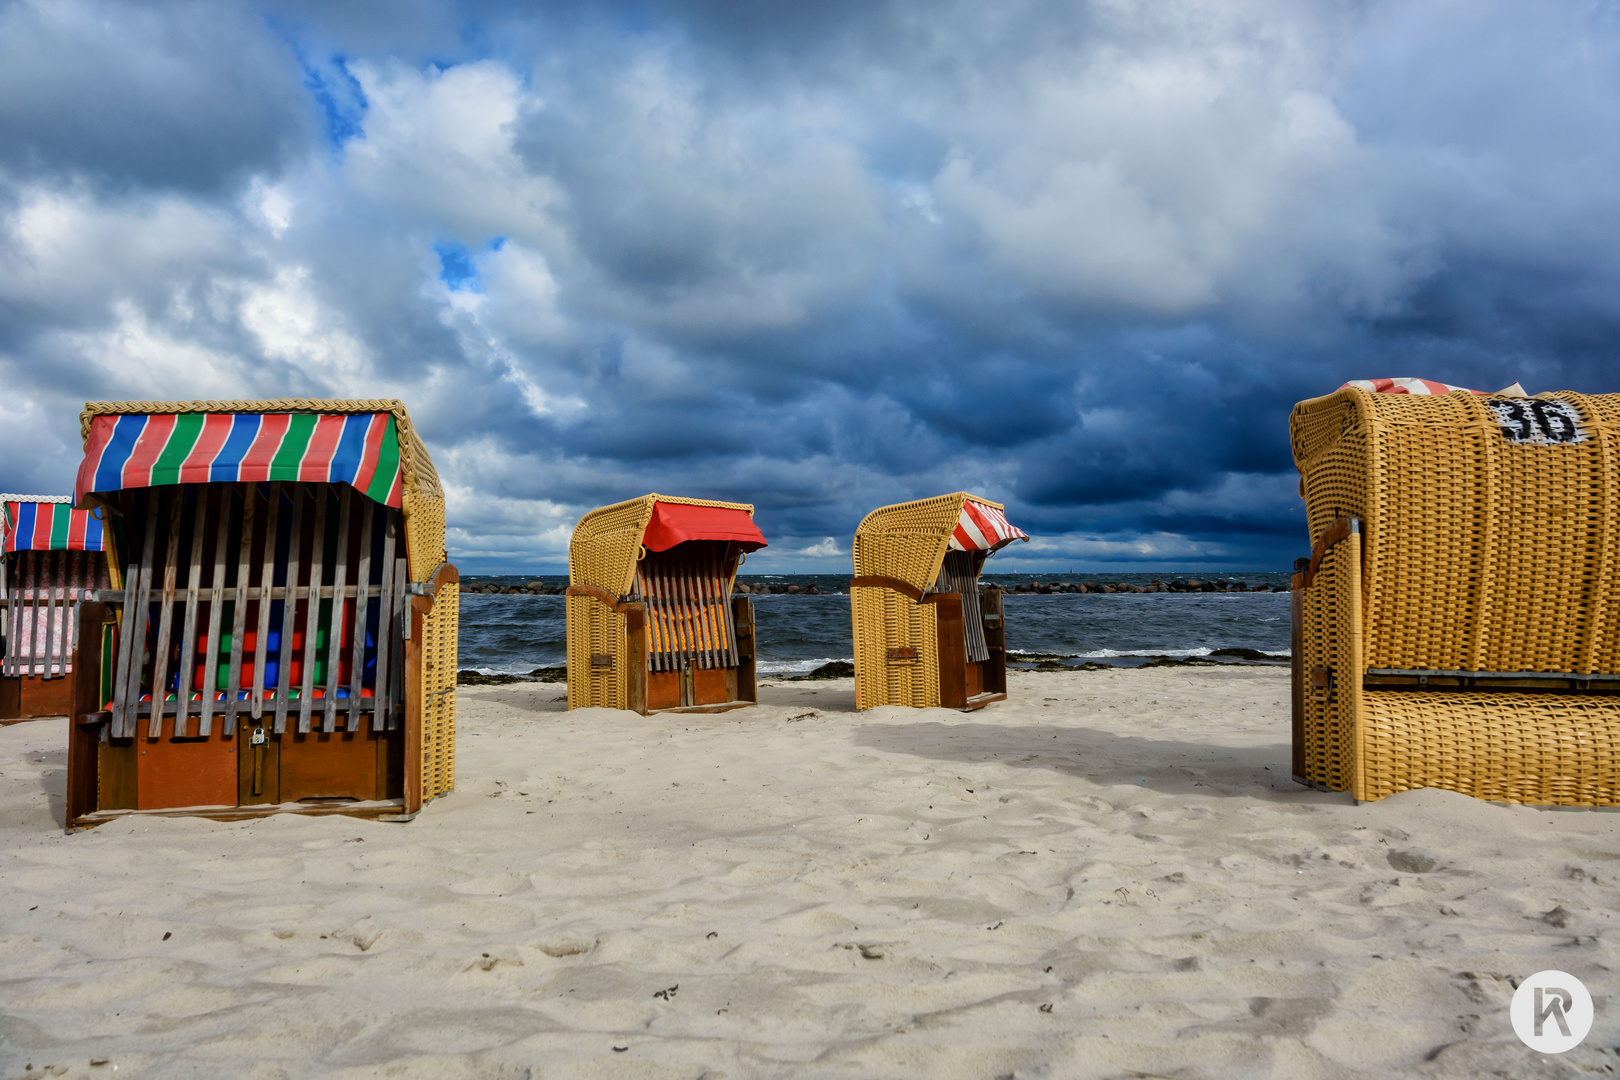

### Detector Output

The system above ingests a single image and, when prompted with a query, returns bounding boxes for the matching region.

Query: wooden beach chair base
[1,675,75,722]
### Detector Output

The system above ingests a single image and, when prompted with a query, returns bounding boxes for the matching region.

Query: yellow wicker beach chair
[566,494,765,714]
[850,492,1028,711]
[62,399,458,828]
[1291,386,1620,805]
[2,496,112,720]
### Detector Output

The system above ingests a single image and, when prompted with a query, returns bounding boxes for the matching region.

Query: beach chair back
[1291,387,1620,804]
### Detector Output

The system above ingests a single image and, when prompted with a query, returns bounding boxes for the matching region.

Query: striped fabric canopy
[3,495,105,553]
[1343,378,1528,397]
[76,412,404,507]
[950,500,1029,553]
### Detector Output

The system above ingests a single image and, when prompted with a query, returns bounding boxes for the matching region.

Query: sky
[2,0,1618,574]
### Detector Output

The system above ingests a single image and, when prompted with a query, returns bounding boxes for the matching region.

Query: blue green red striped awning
[3,496,106,553]
[75,412,404,507]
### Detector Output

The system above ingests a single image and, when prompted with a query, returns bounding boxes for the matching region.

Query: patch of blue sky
[436,237,507,291]
[301,53,367,148]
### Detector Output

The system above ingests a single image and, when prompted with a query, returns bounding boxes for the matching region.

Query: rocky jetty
[734,581,824,595]
[1008,579,1280,594]
[459,581,568,595]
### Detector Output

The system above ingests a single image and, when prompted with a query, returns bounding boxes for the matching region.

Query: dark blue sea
[457,571,1294,675]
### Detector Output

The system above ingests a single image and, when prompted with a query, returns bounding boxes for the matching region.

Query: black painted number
[1488,399,1586,446]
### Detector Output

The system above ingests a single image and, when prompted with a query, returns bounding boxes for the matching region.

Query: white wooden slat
[252,482,281,719]
[322,487,352,733]
[273,486,304,734]
[175,491,208,735]
[372,515,396,732]
[348,497,374,731]
[121,501,160,738]
[223,485,257,735]
[199,487,229,735]
[147,493,183,738]
[297,488,329,733]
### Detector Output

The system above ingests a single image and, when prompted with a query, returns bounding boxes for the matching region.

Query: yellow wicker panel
[566,594,627,709]
[1292,389,1620,675]
[1361,692,1620,805]
[851,492,970,591]
[1298,535,1363,794]
[851,585,940,709]
[420,582,458,801]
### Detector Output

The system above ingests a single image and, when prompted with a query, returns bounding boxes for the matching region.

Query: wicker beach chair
[2,496,112,721]
[850,493,1028,711]
[567,495,766,714]
[62,399,458,828]
[1291,385,1620,805]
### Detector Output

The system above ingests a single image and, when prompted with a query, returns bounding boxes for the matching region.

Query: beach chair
[1291,384,1620,805]
[62,399,459,828]
[2,496,112,721]
[566,495,766,713]
[850,493,1028,711]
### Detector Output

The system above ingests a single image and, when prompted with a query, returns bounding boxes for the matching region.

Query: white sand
[2,667,1617,1079]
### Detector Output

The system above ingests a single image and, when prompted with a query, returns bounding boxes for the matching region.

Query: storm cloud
[2,0,1618,572]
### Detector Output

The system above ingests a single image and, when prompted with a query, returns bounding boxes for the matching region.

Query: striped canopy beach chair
[567,495,766,714]
[1291,382,1620,805]
[850,493,1029,711]
[63,399,459,829]
[2,496,112,720]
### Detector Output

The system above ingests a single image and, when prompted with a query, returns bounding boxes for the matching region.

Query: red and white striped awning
[1343,378,1527,397]
[950,499,1029,554]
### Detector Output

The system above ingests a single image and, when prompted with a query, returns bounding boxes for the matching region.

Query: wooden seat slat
[348,497,374,731]
[147,494,183,738]
[297,489,328,734]
[274,487,304,735]
[323,488,352,733]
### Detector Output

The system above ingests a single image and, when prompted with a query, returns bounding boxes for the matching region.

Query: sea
[457,571,1295,675]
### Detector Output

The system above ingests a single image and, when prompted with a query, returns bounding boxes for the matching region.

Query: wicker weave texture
[1298,535,1363,794]
[1292,389,1620,675]
[851,585,940,709]
[566,593,627,710]
[850,492,1000,709]
[566,494,752,709]
[1361,692,1620,805]
[420,582,458,801]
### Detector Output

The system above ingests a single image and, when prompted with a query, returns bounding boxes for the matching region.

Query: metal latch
[887,647,918,661]
[1310,665,1334,689]
[251,726,266,746]
[590,653,614,669]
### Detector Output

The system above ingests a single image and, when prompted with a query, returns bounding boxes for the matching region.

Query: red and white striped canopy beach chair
[850,492,1029,711]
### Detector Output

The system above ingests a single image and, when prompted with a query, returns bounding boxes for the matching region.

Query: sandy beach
[2,666,1616,1079]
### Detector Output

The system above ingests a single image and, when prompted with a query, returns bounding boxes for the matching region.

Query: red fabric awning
[643,502,767,553]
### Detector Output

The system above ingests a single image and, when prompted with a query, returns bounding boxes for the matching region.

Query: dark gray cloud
[3,0,1619,573]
